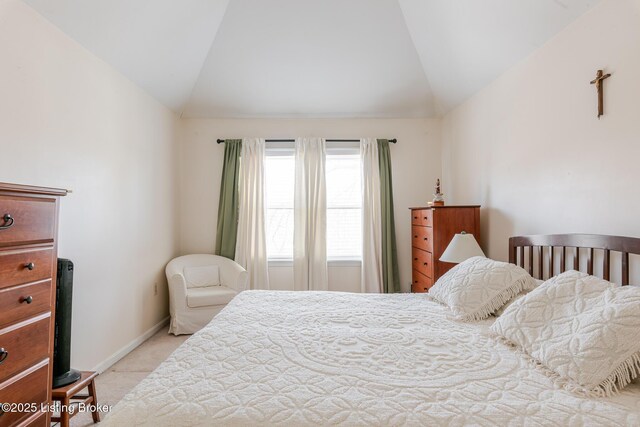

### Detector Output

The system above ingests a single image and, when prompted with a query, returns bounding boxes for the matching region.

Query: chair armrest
[167,273,188,312]
[218,258,248,293]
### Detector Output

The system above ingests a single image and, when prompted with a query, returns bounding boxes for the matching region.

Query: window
[265,150,295,260]
[264,146,362,262]
[326,150,362,260]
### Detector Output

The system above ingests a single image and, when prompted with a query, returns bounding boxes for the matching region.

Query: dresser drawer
[0,280,52,328]
[411,269,433,292]
[0,196,56,247]
[0,248,53,291]
[411,209,432,227]
[0,362,49,427]
[412,249,433,279]
[411,225,433,252]
[21,412,47,427]
[0,315,50,384]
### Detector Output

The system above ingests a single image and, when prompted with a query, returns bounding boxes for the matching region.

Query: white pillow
[492,270,640,397]
[494,279,544,317]
[429,256,537,321]
[183,265,221,288]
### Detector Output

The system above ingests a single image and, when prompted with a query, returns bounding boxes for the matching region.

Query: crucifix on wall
[590,69,611,119]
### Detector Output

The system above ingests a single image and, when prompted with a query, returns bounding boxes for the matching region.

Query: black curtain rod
[216,138,397,144]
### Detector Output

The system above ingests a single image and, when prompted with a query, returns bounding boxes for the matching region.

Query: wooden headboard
[509,234,640,285]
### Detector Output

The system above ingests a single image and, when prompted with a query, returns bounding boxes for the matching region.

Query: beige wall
[0,1,179,369]
[178,118,441,292]
[442,0,640,282]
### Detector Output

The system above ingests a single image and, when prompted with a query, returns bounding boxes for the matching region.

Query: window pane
[326,154,361,208]
[326,154,362,259]
[265,208,294,259]
[265,155,294,208]
[327,208,362,259]
[265,153,294,259]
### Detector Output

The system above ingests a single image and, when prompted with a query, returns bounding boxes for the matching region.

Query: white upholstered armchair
[166,254,248,335]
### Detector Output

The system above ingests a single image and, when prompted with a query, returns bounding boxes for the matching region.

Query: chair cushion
[186,286,237,308]
[184,265,220,289]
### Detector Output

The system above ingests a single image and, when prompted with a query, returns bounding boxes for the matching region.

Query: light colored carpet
[57,325,189,427]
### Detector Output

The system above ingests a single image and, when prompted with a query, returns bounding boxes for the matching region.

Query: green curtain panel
[377,139,401,293]
[215,139,242,259]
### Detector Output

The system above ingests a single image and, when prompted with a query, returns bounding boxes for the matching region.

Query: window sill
[328,259,362,267]
[268,259,362,267]
[268,259,293,267]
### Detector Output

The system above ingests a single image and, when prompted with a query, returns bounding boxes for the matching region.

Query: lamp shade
[439,232,485,263]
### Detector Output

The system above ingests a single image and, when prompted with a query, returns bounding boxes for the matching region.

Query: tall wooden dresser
[0,183,67,427]
[410,205,480,293]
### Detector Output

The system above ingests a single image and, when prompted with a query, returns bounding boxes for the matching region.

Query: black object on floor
[53,258,81,389]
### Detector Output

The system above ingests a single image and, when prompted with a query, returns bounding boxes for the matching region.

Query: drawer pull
[423,216,428,220]
[0,213,14,230]
[0,348,8,364]
[414,257,418,261]
[21,295,33,304]
[423,237,428,241]
[25,262,35,271]
[423,262,428,266]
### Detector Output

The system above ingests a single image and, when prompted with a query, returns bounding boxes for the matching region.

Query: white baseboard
[92,316,170,373]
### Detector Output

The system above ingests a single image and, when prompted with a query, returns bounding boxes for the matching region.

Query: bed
[102,234,640,426]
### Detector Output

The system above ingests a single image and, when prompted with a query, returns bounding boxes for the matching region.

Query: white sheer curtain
[360,138,383,293]
[235,138,270,290]
[293,137,328,291]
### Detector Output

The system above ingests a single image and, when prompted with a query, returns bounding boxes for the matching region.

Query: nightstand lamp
[440,231,485,263]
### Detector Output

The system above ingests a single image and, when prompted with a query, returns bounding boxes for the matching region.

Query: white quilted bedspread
[102,291,640,426]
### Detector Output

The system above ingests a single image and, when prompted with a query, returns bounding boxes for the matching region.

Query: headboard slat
[622,252,629,286]
[509,234,640,286]
[603,249,610,281]
[537,246,543,279]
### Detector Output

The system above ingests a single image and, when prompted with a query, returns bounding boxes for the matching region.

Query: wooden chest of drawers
[409,205,480,292]
[0,183,66,427]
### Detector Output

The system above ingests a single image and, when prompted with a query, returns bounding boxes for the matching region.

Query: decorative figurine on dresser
[409,204,480,292]
[432,179,445,206]
[0,182,67,426]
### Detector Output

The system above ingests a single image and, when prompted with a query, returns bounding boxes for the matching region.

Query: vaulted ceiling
[23,0,598,118]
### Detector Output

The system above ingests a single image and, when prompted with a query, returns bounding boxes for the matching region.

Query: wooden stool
[51,371,100,427]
